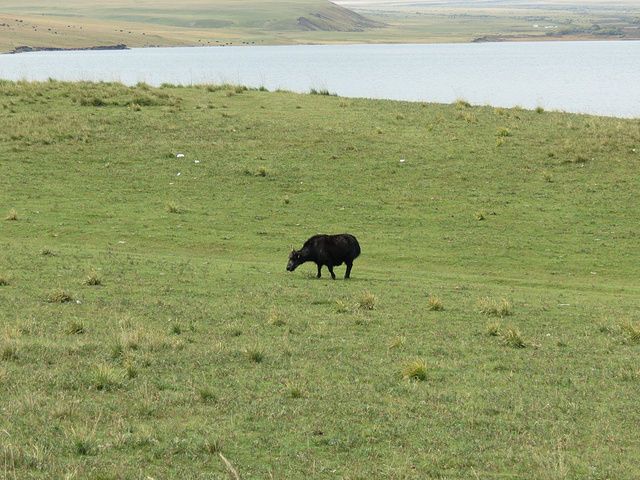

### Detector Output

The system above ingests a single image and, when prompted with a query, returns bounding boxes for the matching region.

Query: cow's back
[339,234,360,259]
[327,234,360,262]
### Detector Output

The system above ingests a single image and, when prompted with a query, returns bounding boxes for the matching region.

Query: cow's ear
[290,245,295,252]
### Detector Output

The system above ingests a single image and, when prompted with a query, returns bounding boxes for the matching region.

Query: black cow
[287,234,361,279]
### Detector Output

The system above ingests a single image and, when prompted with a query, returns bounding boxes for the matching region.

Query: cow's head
[286,247,302,272]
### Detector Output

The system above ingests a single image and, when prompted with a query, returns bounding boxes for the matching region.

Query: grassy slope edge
[1,80,640,479]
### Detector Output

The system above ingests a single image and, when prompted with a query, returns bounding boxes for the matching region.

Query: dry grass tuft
[400,358,429,381]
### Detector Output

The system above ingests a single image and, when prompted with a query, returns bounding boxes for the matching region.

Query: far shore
[2,0,639,55]
[9,44,129,54]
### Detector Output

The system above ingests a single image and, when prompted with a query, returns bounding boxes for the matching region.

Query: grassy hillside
[0,0,384,53]
[0,0,383,30]
[2,0,638,53]
[1,80,640,479]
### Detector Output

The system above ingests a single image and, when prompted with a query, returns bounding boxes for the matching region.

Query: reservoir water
[1,41,638,118]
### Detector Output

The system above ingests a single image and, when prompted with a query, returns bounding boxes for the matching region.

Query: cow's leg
[344,261,353,279]
[316,263,322,278]
[327,265,336,280]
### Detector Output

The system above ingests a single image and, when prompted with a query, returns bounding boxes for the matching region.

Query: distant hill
[0,0,386,52]
[295,1,385,31]
[0,0,384,32]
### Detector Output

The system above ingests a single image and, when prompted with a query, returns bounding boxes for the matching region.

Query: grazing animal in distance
[287,234,361,279]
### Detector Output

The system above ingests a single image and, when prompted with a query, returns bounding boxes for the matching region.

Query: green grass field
[1,80,640,479]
